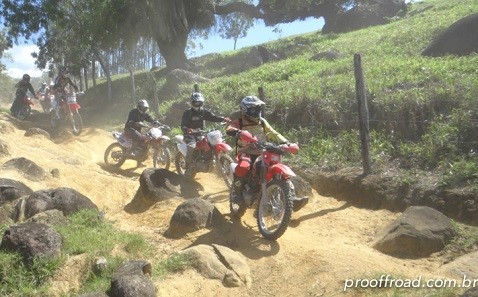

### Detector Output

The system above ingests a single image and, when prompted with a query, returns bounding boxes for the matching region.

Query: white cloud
[3,44,44,79]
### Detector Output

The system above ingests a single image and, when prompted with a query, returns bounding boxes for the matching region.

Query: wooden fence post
[354,54,372,175]
[258,86,266,115]
[194,84,199,92]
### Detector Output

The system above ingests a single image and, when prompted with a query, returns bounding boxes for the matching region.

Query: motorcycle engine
[193,151,213,172]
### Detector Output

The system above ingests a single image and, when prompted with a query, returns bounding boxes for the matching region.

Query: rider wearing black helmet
[10,74,38,116]
[181,92,229,177]
[52,67,79,118]
[124,99,163,166]
[226,95,288,203]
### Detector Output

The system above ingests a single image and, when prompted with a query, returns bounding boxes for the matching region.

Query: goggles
[192,101,203,108]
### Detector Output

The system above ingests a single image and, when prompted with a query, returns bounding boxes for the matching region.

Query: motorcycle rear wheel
[104,143,127,167]
[217,154,234,189]
[70,111,83,136]
[257,179,294,240]
[16,106,31,121]
[153,147,171,170]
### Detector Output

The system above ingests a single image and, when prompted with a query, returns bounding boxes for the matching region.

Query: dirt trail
[0,111,459,296]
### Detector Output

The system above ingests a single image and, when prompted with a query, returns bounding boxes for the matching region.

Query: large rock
[179,244,251,288]
[164,198,226,238]
[0,222,62,265]
[436,251,478,280]
[373,206,457,258]
[110,260,156,297]
[422,13,478,57]
[13,187,98,221]
[2,157,46,182]
[0,178,33,206]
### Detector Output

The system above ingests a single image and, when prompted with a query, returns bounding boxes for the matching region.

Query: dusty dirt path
[0,112,459,296]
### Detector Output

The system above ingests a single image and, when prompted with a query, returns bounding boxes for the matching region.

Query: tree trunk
[83,67,88,90]
[95,52,112,102]
[154,31,189,71]
[129,67,136,105]
[92,59,97,87]
[149,71,160,118]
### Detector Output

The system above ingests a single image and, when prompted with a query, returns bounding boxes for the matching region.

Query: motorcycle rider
[181,92,229,177]
[10,74,38,116]
[124,99,163,167]
[37,82,48,96]
[52,67,79,118]
[226,95,288,203]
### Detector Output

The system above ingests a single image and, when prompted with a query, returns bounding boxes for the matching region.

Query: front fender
[215,142,232,153]
[266,164,296,181]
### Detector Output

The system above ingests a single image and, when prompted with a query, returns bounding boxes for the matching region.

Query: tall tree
[216,0,254,50]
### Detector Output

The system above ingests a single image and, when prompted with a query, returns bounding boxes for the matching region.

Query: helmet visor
[192,101,203,108]
[139,106,148,112]
[246,106,262,118]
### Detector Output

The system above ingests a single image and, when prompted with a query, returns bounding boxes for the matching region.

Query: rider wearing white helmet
[226,95,288,203]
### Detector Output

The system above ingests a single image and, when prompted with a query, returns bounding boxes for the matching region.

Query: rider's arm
[67,78,79,92]
[225,119,241,137]
[204,109,226,123]
[181,110,191,134]
[262,118,288,143]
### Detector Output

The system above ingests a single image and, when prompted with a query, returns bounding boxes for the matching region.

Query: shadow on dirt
[289,201,352,228]
[99,163,141,179]
[188,218,281,260]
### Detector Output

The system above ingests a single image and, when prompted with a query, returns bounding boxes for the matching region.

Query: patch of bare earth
[0,111,465,296]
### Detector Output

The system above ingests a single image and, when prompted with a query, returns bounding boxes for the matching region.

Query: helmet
[42,82,47,87]
[22,74,31,82]
[190,92,205,110]
[137,99,149,113]
[50,82,54,86]
[240,96,264,123]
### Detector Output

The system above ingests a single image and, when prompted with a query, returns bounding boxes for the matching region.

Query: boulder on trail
[179,244,251,288]
[24,127,51,139]
[110,260,156,297]
[373,206,457,258]
[2,157,46,182]
[139,168,204,201]
[0,178,33,206]
[436,251,478,280]
[12,187,98,222]
[164,198,226,238]
[0,222,62,265]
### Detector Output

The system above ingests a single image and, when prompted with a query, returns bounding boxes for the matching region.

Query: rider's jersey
[53,75,78,92]
[124,108,155,132]
[15,80,36,98]
[180,107,225,134]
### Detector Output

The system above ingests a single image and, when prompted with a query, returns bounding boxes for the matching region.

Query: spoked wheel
[70,111,83,136]
[153,147,171,170]
[217,154,234,189]
[104,143,126,167]
[257,179,294,240]
[175,151,196,178]
[16,106,31,121]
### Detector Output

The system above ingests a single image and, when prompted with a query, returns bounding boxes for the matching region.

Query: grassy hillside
[85,0,478,191]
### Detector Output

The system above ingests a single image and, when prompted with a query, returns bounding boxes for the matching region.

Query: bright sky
[1,17,322,79]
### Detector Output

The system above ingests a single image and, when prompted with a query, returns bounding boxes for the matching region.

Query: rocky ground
[0,106,471,296]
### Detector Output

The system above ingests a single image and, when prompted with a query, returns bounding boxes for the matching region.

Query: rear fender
[266,164,296,181]
[69,103,81,111]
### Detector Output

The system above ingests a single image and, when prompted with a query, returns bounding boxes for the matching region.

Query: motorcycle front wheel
[16,106,31,121]
[153,147,171,170]
[50,110,60,129]
[70,111,83,136]
[104,143,127,167]
[174,151,195,178]
[257,179,294,240]
[217,154,234,189]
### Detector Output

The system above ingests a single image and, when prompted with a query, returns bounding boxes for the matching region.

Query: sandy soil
[0,109,464,297]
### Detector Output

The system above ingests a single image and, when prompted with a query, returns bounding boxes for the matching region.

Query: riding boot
[184,144,195,177]
[232,176,246,204]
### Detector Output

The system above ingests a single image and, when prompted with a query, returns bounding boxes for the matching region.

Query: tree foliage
[216,0,255,50]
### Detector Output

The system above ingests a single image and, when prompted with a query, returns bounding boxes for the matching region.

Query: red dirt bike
[104,123,172,169]
[14,95,35,121]
[229,130,307,240]
[50,91,83,136]
[173,127,234,187]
